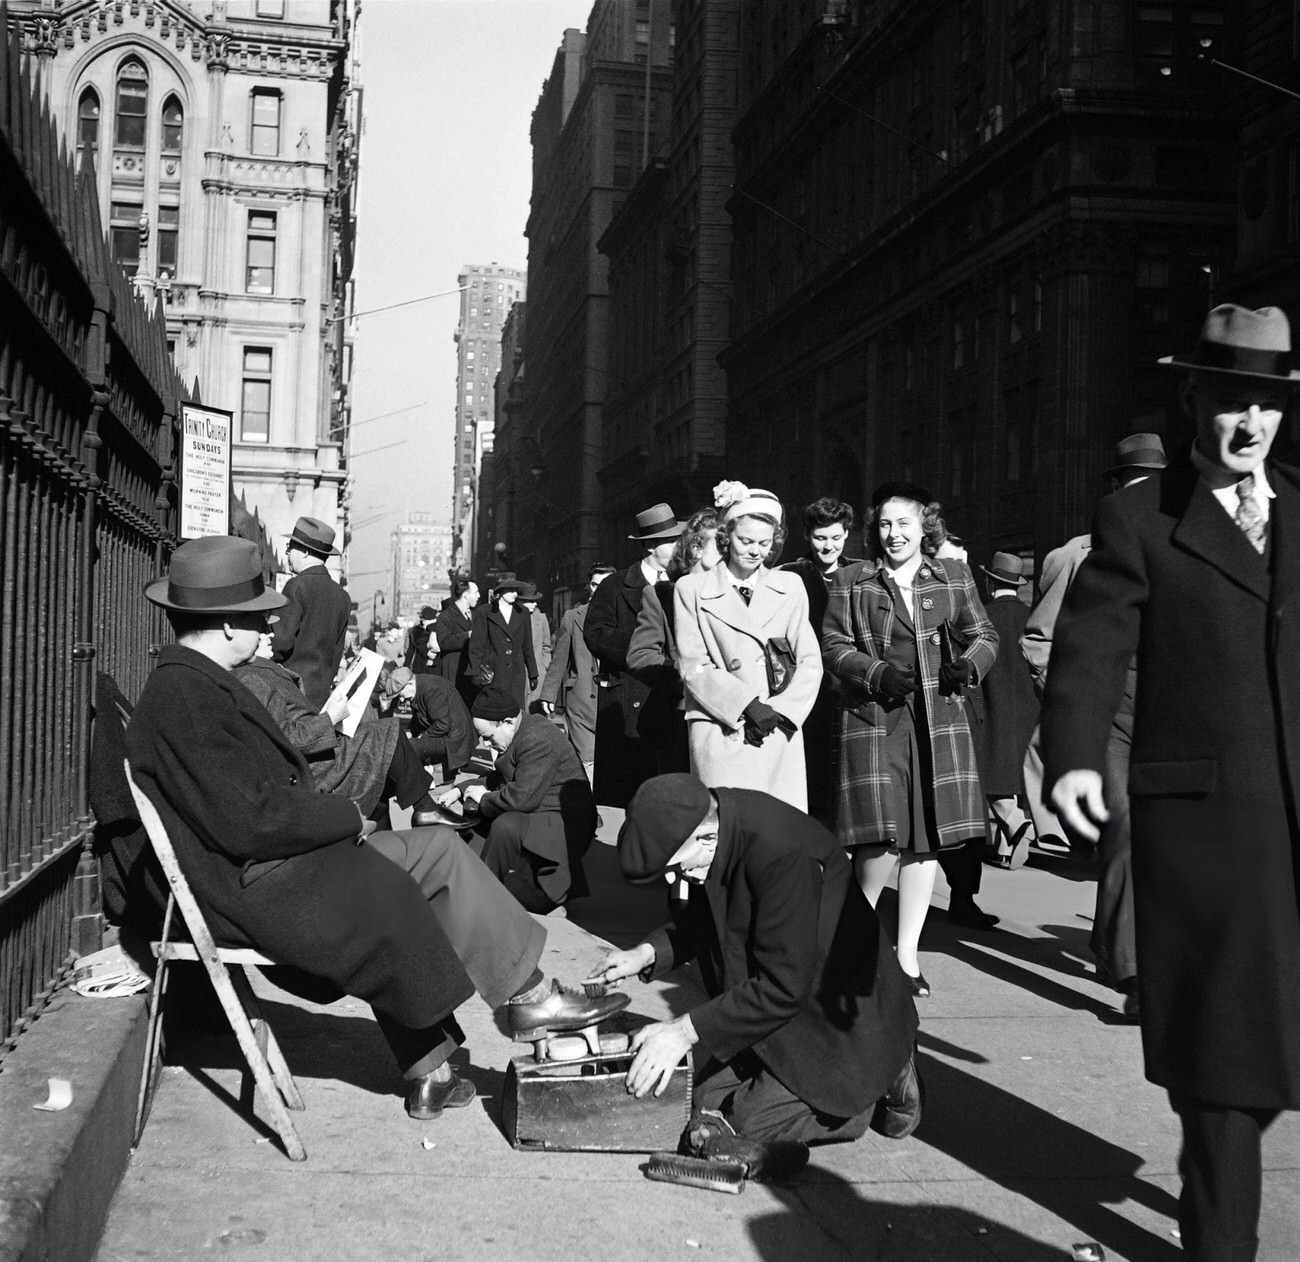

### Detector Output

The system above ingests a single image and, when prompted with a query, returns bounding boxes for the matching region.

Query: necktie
[1235,473,1266,554]
[737,586,752,606]
[656,569,668,582]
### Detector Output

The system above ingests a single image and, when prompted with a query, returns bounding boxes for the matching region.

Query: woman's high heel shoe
[903,970,930,998]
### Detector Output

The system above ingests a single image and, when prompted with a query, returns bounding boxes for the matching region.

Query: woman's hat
[628,503,685,542]
[1101,432,1167,481]
[516,582,541,601]
[871,481,935,511]
[494,578,524,594]
[144,537,287,614]
[981,551,1029,586]
[619,774,713,885]
[1158,304,1300,383]
[285,515,340,556]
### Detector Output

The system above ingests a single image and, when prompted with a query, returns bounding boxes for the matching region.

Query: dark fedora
[871,481,935,511]
[516,582,541,602]
[981,551,1028,586]
[1102,432,1167,481]
[494,577,525,594]
[285,515,340,556]
[144,536,287,614]
[1159,304,1300,384]
[628,503,685,542]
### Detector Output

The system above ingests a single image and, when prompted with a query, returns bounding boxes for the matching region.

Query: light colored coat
[540,603,598,763]
[526,607,552,710]
[673,565,822,810]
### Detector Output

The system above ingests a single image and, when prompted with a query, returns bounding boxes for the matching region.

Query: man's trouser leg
[1022,723,1067,843]
[373,1012,466,1079]
[478,813,560,914]
[366,828,545,1009]
[937,839,983,904]
[1171,1094,1279,1262]
[1092,722,1137,986]
[385,734,434,808]
[695,1060,871,1145]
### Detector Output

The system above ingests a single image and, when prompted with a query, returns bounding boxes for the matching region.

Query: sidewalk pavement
[94,832,1300,1262]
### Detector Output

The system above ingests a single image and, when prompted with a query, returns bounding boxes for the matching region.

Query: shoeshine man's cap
[145,537,286,614]
[619,774,713,885]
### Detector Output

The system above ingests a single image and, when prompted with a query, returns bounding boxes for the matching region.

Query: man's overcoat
[822,556,998,848]
[540,602,598,763]
[673,565,822,810]
[433,603,475,700]
[1044,456,1300,1109]
[126,646,474,1030]
[978,594,1039,796]
[645,789,918,1118]
[271,563,351,708]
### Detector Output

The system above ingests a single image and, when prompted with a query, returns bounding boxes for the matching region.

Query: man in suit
[271,516,352,708]
[434,578,480,705]
[128,537,628,1122]
[584,503,684,808]
[1045,305,1300,1262]
[463,688,597,913]
[588,774,920,1160]
[540,564,614,782]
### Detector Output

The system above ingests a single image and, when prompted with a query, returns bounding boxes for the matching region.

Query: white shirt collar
[1189,444,1274,517]
[641,557,664,585]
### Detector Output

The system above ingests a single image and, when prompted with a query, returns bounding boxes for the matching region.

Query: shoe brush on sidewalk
[644,1153,746,1194]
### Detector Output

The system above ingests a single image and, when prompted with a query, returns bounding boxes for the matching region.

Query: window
[77,88,100,167]
[245,210,276,293]
[1007,282,1024,344]
[161,95,183,152]
[241,348,273,442]
[256,0,285,14]
[157,205,179,271]
[115,59,148,147]
[952,313,966,370]
[110,200,142,270]
[250,89,281,156]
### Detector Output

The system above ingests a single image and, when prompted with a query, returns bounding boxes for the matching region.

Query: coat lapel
[1169,462,1271,603]
[697,564,762,641]
[748,568,802,631]
[1268,462,1300,620]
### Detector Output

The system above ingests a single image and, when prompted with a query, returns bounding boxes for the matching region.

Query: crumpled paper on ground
[72,943,151,998]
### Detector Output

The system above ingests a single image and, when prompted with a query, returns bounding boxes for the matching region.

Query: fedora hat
[1102,432,1167,481]
[285,515,340,557]
[494,577,525,594]
[1159,304,1300,384]
[515,581,541,601]
[981,551,1028,586]
[144,536,287,614]
[628,503,685,542]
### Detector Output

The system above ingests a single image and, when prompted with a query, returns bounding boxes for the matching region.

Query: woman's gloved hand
[742,699,783,747]
[938,658,974,695]
[877,663,917,701]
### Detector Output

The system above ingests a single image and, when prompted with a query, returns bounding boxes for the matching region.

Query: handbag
[764,637,797,697]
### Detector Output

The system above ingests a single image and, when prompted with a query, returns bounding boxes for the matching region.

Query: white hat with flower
[713,480,783,524]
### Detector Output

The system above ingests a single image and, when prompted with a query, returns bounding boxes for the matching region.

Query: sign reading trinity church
[179,404,233,539]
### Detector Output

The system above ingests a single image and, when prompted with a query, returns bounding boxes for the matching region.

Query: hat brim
[980,567,1027,585]
[1100,460,1167,479]
[144,577,288,613]
[1157,354,1300,384]
[283,533,341,557]
[628,523,686,541]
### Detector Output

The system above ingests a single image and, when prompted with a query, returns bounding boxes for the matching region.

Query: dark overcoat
[822,556,998,848]
[977,595,1039,796]
[626,580,686,754]
[125,646,474,1030]
[467,602,537,708]
[1044,456,1300,1109]
[646,789,918,1118]
[232,656,399,816]
[433,604,474,700]
[270,564,352,708]
[541,602,598,763]
[583,564,658,805]
[409,674,475,772]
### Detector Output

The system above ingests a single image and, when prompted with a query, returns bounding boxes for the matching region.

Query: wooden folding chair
[124,761,307,1161]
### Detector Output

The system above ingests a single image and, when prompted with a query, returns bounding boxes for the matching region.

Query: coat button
[729,659,741,670]
[921,597,934,610]
[930,632,941,646]
[288,774,298,785]
[919,568,931,580]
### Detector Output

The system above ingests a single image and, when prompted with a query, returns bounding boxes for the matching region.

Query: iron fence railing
[0,22,184,1061]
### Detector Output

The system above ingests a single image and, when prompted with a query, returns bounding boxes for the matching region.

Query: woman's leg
[895,853,939,977]
[853,847,897,908]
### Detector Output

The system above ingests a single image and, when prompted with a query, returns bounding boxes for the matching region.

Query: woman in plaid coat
[822,483,998,996]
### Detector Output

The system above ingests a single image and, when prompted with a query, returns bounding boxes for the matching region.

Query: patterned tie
[1235,473,1266,554]
[737,585,752,605]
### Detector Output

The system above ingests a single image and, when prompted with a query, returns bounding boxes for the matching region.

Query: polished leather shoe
[506,980,629,1039]
[947,901,1000,930]
[904,970,930,998]
[405,1070,476,1120]
[413,803,465,827]
[870,1052,924,1139]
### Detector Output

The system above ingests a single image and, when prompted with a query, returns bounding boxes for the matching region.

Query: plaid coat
[822,557,998,848]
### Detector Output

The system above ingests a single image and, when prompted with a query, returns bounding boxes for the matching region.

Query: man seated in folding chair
[125,536,627,1122]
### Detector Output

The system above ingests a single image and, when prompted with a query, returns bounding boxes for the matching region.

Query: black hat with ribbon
[1101,432,1167,481]
[144,536,287,614]
[870,481,936,511]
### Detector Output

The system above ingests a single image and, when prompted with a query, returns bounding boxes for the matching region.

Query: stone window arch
[114,57,148,148]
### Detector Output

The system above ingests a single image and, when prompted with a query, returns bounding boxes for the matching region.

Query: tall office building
[9,0,361,574]
[391,511,454,625]
[450,263,525,573]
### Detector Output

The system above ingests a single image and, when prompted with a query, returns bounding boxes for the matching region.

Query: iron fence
[0,24,184,1060]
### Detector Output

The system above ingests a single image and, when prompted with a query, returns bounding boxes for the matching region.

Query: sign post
[178,404,233,539]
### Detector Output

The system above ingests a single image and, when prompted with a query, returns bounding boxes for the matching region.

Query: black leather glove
[742,699,782,747]
[477,664,495,686]
[938,658,975,695]
[877,663,917,701]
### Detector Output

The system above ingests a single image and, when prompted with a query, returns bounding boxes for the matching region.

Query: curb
[0,991,148,1262]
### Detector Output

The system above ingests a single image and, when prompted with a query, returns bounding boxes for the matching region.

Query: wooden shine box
[503,1049,693,1153]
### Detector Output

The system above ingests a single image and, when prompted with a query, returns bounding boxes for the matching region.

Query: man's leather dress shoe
[870,1051,924,1139]
[506,980,629,1039]
[947,901,1000,930]
[405,1069,476,1120]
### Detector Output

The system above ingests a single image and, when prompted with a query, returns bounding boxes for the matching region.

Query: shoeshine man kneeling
[587,774,922,1160]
